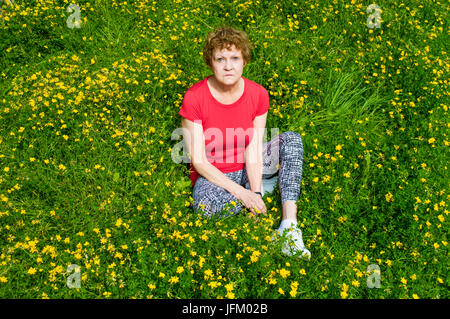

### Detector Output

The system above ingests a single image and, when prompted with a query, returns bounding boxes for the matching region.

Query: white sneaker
[273,225,311,260]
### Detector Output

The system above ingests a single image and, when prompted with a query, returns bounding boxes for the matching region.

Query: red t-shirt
[178,75,270,187]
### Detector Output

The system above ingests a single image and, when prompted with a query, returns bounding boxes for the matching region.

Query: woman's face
[210,45,246,87]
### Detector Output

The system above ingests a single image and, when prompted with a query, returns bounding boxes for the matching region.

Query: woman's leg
[192,169,246,218]
[243,131,309,258]
[277,131,304,205]
[242,131,304,217]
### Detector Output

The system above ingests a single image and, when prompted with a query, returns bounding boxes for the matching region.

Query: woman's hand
[236,188,267,215]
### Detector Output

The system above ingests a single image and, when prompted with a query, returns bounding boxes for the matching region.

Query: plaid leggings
[192,131,304,218]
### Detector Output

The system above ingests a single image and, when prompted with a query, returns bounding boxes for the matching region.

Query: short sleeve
[179,90,202,122]
[255,87,270,117]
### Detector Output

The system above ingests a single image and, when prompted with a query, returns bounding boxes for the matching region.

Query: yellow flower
[148,283,156,290]
[279,268,290,279]
[385,192,394,202]
[289,289,297,297]
[204,269,213,279]
[135,95,145,103]
[412,294,419,299]
[27,267,37,275]
[290,281,299,290]
[168,276,179,284]
[250,251,261,263]
[278,288,284,295]
[199,256,205,268]
[340,282,350,298]
[115,218,122,227]
[0,276,7,283]
[208,281,221,289]
[226,291,235,299]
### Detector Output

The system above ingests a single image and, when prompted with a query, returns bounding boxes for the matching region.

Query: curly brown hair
[203,26,251,69]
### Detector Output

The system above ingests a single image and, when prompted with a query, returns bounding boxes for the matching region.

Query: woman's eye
[216,57,238,62]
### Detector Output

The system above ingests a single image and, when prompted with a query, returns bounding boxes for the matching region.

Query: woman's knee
[282,131,303,145]
[281,131,303,155]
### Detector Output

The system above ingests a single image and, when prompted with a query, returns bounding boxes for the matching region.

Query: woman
[179,27,310,259]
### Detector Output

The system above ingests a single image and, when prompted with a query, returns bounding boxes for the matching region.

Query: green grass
[0,0,448,299]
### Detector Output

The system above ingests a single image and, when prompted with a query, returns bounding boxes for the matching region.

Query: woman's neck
[209,75,242,95]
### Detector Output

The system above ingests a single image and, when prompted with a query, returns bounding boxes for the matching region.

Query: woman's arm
[181,118,245,198]
[244,112,268,193]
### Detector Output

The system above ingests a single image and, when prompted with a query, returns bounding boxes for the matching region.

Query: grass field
[0,0,448,299]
